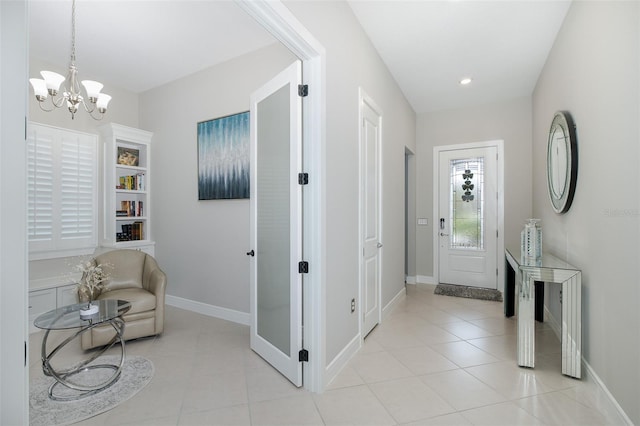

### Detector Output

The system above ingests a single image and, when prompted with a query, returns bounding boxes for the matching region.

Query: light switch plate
[417,218,428,226]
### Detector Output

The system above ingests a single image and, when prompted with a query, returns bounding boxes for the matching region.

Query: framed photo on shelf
[117,147,140,167]
[197,111,250,200]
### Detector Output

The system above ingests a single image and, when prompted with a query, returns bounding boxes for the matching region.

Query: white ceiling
[29,0,571,114]
[29,0,278,94]
[347,0,571,113]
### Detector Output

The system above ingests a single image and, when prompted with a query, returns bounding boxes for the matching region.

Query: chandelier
[29,0,111,120]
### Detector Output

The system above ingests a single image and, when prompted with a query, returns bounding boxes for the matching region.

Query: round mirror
[547,111,578,213]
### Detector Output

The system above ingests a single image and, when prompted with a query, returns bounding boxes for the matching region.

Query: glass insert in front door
[449,157,484,250]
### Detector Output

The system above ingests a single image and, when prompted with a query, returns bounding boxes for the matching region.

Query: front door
[360,92,382,337]
[249,61,303,386]
[437,146,498,289]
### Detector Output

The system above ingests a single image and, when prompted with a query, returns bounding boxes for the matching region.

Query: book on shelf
[119,200,144,217]
[118,221,144,241]
[117,173,145,191]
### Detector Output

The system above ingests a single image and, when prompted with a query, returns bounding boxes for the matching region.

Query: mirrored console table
[505,247,582,379]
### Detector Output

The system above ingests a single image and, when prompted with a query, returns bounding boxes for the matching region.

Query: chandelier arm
[50,95,68,109]
[37,102,56,113]
[79,98,104,120]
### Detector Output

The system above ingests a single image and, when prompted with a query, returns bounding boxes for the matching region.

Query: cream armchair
[80,249,167,350]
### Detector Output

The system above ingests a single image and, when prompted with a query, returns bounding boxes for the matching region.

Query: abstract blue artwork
[197,111,250,200]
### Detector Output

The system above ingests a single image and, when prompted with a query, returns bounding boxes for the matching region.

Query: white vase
[520,219,542,265]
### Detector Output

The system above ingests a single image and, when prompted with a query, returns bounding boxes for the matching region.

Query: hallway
[29,284,621,425]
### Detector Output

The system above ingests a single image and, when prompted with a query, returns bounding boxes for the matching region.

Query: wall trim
[383,286,406,319]
[543,306,632,425]
[405,275,417,285]
[417,275,436,285]
[324,334,361,389]
[166,295,250,326]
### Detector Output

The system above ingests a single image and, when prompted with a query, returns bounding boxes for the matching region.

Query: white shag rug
[30,355,154,426]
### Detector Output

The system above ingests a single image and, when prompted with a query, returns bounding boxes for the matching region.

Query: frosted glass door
[249,61,302,386]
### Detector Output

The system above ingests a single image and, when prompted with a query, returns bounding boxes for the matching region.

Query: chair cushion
[95,249,146,290]
[98,287,156,314]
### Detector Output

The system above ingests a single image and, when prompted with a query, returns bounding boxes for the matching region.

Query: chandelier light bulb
[40,71,65,95]
[29,79,49,100]
[81,80,104,102]
[96,94,112,112]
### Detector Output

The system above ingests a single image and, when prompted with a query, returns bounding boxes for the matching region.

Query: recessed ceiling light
[459,77,472,86]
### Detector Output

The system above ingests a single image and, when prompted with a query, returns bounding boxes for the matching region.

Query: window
[449,157,485,250]
[27,123,98,259]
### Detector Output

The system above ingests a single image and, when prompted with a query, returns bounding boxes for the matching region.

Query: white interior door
[360,92,382,337]
[249,61,303,386]
[438,147,498,289]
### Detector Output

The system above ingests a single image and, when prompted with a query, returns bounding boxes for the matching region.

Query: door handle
[440,218,445,230]
[440,233,449,237]
[246,250,255,257]
[377,242,383,248]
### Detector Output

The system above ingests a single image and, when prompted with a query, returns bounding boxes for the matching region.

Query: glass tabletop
[34,299,131,330]
[506,246,579,271]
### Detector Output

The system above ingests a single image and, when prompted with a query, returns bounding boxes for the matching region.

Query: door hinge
[24,341,27,367]
[298,261,309,274]
[298,173,309,185]
[298,84,309,97]
[299,349,309,362]
[496,268,499,276]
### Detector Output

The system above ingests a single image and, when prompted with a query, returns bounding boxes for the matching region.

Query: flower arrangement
[74,259,112,304]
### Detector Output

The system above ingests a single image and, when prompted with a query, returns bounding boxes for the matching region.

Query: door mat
[434,283,503,302]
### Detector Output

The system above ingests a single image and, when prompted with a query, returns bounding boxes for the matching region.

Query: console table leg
[517,272,536,368]
[562,272,582,378]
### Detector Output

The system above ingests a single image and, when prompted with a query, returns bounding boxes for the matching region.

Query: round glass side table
[34,299,131,401]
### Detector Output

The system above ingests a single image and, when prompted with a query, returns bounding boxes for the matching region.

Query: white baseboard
[405,275,416,285]
[324,333,361,388]
[417,275,436,284]
[543,306,632,425]
[165,294,250,326]
[383,286,406,319]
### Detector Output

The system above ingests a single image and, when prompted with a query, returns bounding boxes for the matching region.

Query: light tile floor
[29,284,625,425]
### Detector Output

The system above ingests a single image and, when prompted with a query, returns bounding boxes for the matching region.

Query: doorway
[433,141,504,290]
[359,88,382,338]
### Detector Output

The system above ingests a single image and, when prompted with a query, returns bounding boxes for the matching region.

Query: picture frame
[197,111,250,200]
[117,147,139,167]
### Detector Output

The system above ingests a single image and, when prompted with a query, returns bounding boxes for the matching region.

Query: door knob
[440,233,449,237]
[246,250,255,257]
[377,242,383,248]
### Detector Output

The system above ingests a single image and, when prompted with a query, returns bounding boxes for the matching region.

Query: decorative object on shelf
[520,219,542,266]
[117,147,140,166]
[547,111,578,214]
[461,169,475,202]
[197,111,250,200]
[28,0,111,120]
[74,259,111,313]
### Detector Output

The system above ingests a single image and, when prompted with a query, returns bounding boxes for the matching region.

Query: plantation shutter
[28,123,98,259]
[27,129,54,247]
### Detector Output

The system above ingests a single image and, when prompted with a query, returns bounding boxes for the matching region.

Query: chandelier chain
[70,0,76,65]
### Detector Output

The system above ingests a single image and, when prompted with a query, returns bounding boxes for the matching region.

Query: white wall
[532,2,639,423]
[138,43,297,315]
[415,97,533,280]
[284,0,416,364]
